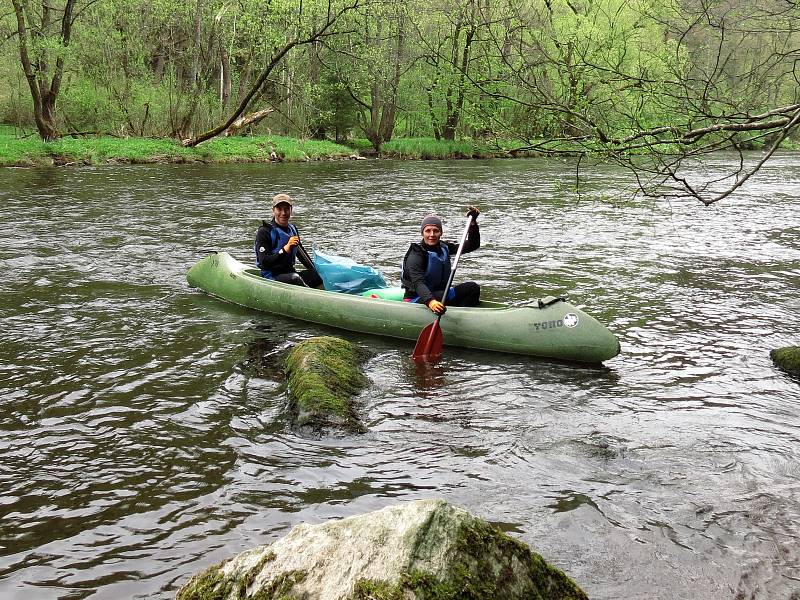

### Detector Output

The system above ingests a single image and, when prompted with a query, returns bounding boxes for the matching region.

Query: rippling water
[1,155,799,599]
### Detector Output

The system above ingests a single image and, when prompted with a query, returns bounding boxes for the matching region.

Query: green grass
[343,138,374,153]
[0,125,544,167]
[4,123,797,167]
[377,137,503,159]
[0,128,355,167]
[197,134,355,162]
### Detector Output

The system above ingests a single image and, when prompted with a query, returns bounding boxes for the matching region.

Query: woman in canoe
[400,207,481,314]
[254,193,323,288]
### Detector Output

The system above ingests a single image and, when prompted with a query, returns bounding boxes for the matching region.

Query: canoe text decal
[531,319,562,331]
[531,313,579,331]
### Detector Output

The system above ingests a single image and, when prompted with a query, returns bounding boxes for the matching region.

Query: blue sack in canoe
[313,248,389,294]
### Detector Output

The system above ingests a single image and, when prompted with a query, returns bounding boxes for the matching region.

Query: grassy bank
[3,124,795,168]
[0,125,356,167]
[0,125,524,167]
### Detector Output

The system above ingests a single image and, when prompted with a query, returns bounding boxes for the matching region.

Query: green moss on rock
[176,562,234,600]
[771,346,800,377]
[352,516,587,600]
[352,578,405,599]
[453,519,587,600]
[238,551,277,596]
[176,553,305,600]
[249,569,307,599]
[284,336,367,430]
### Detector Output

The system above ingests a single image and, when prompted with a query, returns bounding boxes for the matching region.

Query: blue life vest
[404,243,455,303]
[255,222,299,279]
[424,243,451,291]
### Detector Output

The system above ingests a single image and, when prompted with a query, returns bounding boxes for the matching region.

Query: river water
[1,155,799,599]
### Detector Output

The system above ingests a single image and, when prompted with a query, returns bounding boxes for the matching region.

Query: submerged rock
[284,336,367,430]
[176,499,587,600]
[771,346,800,378]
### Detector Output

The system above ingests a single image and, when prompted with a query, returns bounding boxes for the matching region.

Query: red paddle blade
[412,320,444,362]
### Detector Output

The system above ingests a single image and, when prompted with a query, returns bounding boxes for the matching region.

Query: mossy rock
[352,514,588,600]
[175,499,588,600]
[770,346,800,378]
[176,550,305,600]
[284,336,368,431]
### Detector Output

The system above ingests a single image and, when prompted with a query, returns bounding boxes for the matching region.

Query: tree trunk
[427,84,442,140]
[224,108,274,136]
[442,0,475,141]
[358,9,404,150]
[188,0,203,90]
[220,46,232,110]
[175,3,223,140]
[10,0,76,141]
[153,47,166,84]
[308,38,327,139]
[37,94,60,141]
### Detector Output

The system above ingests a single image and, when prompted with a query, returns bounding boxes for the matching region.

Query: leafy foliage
[2,0,799,201]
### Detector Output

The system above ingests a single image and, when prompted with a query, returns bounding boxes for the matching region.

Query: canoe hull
[187,252,620,363]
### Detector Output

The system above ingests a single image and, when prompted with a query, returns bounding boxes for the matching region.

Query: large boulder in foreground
[284,336,367,430]
[771,346,800,378]
[176,499,587,600]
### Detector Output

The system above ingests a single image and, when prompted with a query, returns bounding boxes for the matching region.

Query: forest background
[2,0,799,204]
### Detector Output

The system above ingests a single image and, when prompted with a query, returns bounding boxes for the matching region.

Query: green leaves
[2,0,797,188]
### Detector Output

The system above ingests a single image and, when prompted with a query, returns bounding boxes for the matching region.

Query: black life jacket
[254,221,299,279]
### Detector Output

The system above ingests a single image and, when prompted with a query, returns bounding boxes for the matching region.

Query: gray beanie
[420,214,443,233]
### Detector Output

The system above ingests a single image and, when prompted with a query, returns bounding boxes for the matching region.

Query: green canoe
[187,252,620,363]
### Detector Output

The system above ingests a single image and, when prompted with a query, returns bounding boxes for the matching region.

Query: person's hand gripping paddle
[412,213,476,363]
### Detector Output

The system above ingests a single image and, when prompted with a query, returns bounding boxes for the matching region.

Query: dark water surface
[1,156,799,599]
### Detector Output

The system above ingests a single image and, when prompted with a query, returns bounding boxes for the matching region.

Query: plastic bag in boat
[313,248,389,294]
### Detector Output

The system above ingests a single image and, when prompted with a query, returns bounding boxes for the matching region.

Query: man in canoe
[401,207,481,314]
[254,193,323,288]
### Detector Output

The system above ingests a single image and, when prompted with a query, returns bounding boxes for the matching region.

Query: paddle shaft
[438,214,475,309]
[296,239,319,278]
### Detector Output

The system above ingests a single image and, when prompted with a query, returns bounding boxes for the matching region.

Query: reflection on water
[405,360,449,392]
[0,155,799,599]
[546,491,602,514]
[237,325,289,379]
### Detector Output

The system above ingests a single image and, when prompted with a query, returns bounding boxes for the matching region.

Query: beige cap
[271,193,293,208]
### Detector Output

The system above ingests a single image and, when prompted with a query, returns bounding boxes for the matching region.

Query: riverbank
[0,125,517,167]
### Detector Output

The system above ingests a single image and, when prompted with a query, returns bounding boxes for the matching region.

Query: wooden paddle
[411,214,475,363]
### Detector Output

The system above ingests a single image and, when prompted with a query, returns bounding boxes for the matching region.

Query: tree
[9,0,79,140]
[324,0,410,150]
[3,0,798,206]
[411,0,485,141]
[171,0,226,139]
[621,0,800,204]
[183,0,363,147]
[478,0,800,204]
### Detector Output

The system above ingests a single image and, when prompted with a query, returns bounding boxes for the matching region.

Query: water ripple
[1,158,800,599]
